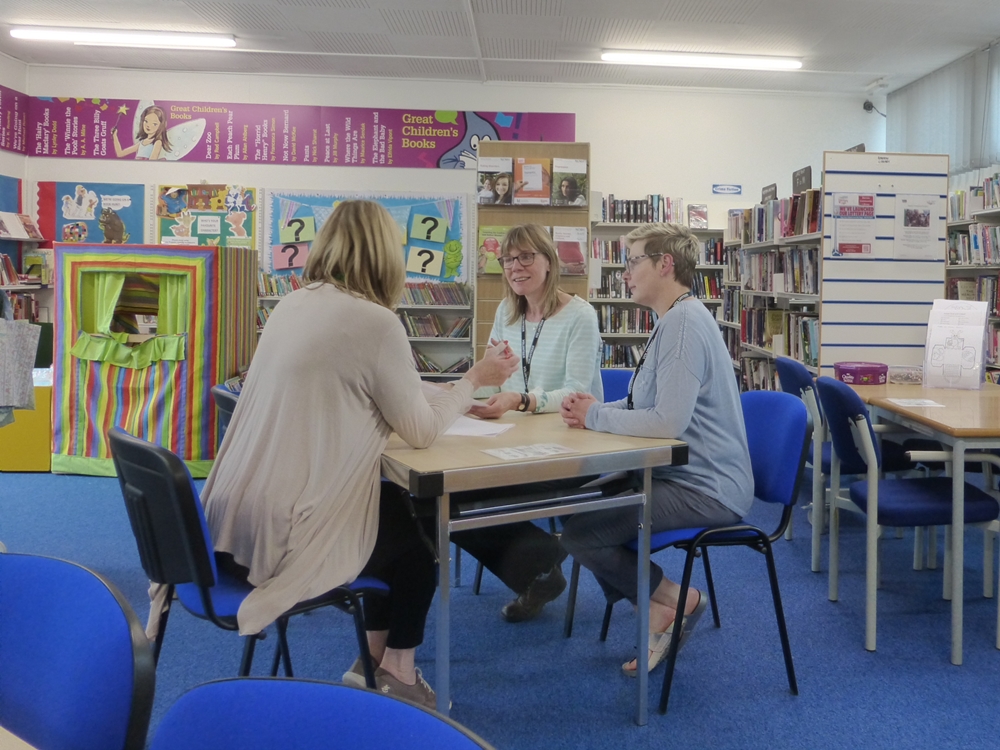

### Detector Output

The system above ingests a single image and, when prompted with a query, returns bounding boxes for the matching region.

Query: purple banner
[24,96,575,168]
[0,85,29,154]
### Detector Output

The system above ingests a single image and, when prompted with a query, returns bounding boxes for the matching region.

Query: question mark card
[405,246,444,276]
[411,214,447,244]
[280,216,316,244]
[273,242,310,269]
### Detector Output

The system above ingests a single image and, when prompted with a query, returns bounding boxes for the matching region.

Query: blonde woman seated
[201,200,518,708]
[454,223,603,622]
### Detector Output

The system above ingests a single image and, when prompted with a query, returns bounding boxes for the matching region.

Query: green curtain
[71,271,190,369]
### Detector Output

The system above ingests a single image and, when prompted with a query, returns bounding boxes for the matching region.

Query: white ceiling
[1,0,999,95]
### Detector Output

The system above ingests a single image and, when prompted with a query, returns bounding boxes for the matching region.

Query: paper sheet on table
[886,398,945,407]
[482,443,577,460]
[444,415,515,437]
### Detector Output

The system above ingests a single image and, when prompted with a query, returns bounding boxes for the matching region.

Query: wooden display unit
[475,141,590,361]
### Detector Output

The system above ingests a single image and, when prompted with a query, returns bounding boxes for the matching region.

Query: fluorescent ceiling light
[601,50,801,71]
[10,27,236,49]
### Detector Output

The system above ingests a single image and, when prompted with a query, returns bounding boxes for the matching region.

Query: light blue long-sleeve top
[477,294,603,412]
[585,299,753,517]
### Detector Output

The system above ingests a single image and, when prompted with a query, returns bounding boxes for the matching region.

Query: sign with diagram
[264,190,470,285]
[923,299,987,390]
[154,184,257,248]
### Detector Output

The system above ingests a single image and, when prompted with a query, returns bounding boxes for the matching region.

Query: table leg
[437,492,451,714]
[635,468,651,726]
[811,423,824,573]
[952,442,966,666]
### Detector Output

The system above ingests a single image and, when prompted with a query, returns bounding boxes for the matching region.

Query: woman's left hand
[467,391,522,419]
[561,392,596,429]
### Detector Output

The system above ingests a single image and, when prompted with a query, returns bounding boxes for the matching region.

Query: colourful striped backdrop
[51,244,257,476]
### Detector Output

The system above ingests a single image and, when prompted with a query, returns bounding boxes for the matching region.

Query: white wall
[21,66,886,226]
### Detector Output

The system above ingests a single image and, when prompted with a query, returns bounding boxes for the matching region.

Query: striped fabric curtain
[887,42,1000,174]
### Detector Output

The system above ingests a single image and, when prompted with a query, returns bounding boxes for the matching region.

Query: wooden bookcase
[474,141,590,361]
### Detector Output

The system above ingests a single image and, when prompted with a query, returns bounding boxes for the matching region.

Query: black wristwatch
[516,392,530,412]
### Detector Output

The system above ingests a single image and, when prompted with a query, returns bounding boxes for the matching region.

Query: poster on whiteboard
[893,194,942,261]
[831,193,876,256]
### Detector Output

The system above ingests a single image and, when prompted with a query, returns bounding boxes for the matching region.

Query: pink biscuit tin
[833,362,888,385]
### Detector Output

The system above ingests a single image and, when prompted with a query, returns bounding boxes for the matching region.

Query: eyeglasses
[624,253,664,271]
[500,252,537,268]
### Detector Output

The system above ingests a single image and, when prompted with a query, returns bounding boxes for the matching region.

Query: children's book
[552,226,588,275]
[551,158,588,207]
[687,204,709,230]
[477,225,509,274]
[513,157,551,206]
[477,156,513,205]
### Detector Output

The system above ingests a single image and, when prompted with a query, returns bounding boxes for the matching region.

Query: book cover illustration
[552,225,588,275]
[513,157,551,205]
[477,156,513,205]
[551,158,588,207]
[688,204,709,230]
[478,225,509,274]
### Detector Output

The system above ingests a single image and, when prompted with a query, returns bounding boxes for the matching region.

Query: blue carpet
[3,470,1000,748]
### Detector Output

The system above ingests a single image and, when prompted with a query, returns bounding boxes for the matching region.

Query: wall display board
[152,184,258,249]
[21,93,574,168]
[819,151,948,374]
[37,181,145,245]
[0,84,28,154]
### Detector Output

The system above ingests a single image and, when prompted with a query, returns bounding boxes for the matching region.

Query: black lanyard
[521,315,546,391]
[627,291,692,410]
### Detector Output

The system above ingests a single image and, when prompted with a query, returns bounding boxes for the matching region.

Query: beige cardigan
[196,284,473,635]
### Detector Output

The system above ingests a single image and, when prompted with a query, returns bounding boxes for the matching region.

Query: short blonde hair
[625,223,698,288]
[303,200,404,309]
[500,224,562,324]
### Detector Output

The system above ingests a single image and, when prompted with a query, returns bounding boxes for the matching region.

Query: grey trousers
[560,478,741,605]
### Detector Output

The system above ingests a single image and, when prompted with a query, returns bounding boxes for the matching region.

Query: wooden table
[849,383,1000,664]
[381,411,686,724]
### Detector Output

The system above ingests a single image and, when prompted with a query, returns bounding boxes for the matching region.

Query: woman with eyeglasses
[559,222,753,677]
[453,223,603,623]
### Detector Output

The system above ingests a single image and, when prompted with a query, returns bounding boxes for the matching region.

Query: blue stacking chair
[564,390,811,714]
[601,367,633,403]
[149,677,496,750]
[0,553,156,750]
[210,384,239,448]
[107,427,388,685]
[814,377,1000,651]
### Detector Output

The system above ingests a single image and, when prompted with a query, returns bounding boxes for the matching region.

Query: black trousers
[449,476,597,595]
[358,482,437,650]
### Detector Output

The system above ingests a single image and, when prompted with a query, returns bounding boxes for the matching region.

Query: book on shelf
[401,282,470,307]
[949,188,985,221]
[22,247,54,285]
[603,194,684,224]
[552,225,588,275]
[687,204,708,230]
[17,214,44,240]
[513,157,551,205]
[0,252,20,285]
[477,225,509,274]
[477,156,513,205]
[550,158,588,207]
[0,211,42,241]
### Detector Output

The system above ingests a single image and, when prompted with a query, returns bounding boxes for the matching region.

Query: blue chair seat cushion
[625,527,709,553]
[848,477,1000,527]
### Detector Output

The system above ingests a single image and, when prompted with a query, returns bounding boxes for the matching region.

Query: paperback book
[552,225,588,275]
[551,158,588,207]
[687,204,708,230]
[513,157,551,205]
[477,156,513,205]
[478,225,510,274]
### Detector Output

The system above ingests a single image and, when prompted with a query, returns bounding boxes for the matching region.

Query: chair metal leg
[760,535,798,695]
[454,544,462,587]
[829,455,842,602]
[984,528,995,599]
[563,559,581,638]
[928,525,938,569]
[272,617,293,677]
[913,526,925,571]
[238,634,259,676]
[658,545,699,714]
[599,602,613,642]
[473,560,484,595]
[151,584,174,666]
[699,547,721,628]
[345,591,378,689]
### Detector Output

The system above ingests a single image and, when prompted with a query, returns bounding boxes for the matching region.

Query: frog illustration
[99,207,130,244]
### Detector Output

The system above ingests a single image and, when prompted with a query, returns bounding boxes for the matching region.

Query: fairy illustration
[113,105,172,160]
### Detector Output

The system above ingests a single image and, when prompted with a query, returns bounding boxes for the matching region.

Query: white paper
[923,299,987,390]
[552,158,587,175]
[893,194,942,261]
[886,398,945,407]
[482,443,577,460]
[519,163,543,191]
[831,193,876,257]
[444,415,515,437]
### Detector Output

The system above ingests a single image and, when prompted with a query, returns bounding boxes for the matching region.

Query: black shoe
[501,564,568,622]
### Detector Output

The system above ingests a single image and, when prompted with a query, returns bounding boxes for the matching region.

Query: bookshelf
[1,212,53,325]
[945,204,1000,379]
[475,141,591,363]
[589,210,726,369]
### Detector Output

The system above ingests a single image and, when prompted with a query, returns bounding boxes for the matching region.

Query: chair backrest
[149,678,496,750]
[741,390,812,507]
[0,553,156,750]
[814,377,880,474]
[211,385,239,446]
[600,368,632,403]
[107,426,218,589]
[774,356,823,422]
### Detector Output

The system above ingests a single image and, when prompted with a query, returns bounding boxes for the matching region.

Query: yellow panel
[0,387,53,472]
